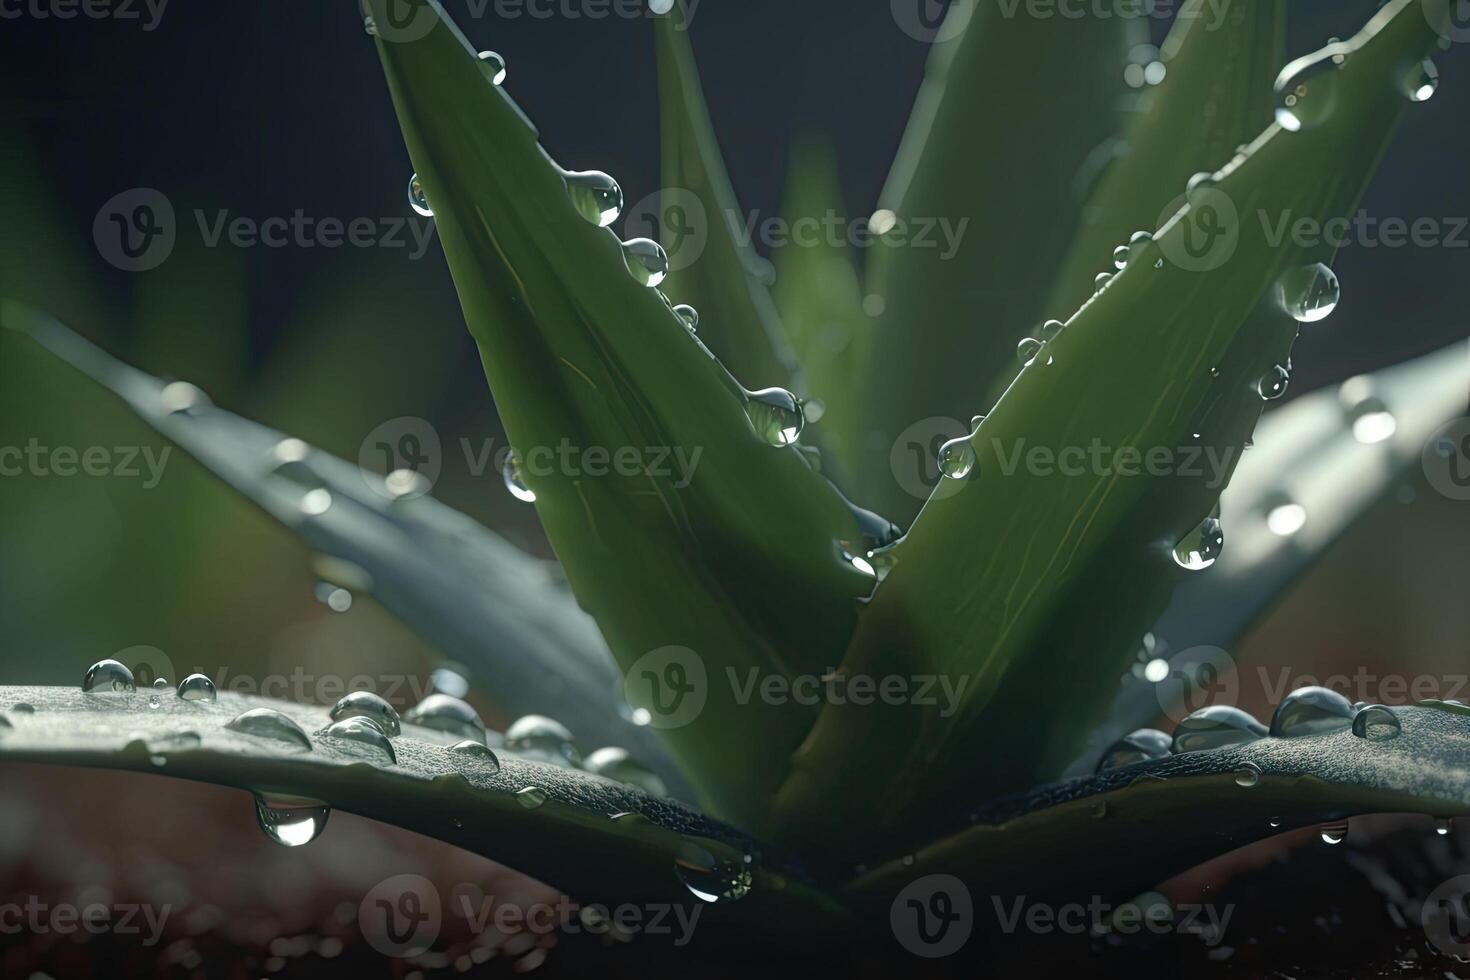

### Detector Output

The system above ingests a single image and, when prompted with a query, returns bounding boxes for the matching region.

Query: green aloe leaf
[0,685,846,944]
[847,703,1470,937]
[363,0,877,825]
[775,0,1447,852]
[0,302,689,794]
[1076,340,1470,772]
[653,6,803,393]
[856,2,1141,517]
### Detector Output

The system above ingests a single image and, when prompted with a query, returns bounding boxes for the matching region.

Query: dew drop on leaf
[450,740,501,771]
[674,842,752,904]
[1112,245,1130,270]
[1172,515,1224,571]
[621,238,669,287]
[1016,337,1043,366]
[1257,364,1290,400]
[321,717,397,764]
[1270,685,1355,737]
[1234,763,1261,788]
[742,388,804,447]
[407,173,433,217]
[225,708,312,750]
[82,659,136,694]
[583,746,668,796]
[673,304,699,331]
[1319,819,1349,845]
[403,694,486,742]
[254,794,331,847]
[476,50,507,85]
[1172,705,1266,753]
[563,170,623,227]
[329,691,402,737]
[515,786,548,810]
[1276,262,1339,323]
[501,450,536,502]
[1350,704,1401,740]
[506,715,580,766]
[176,673,217,703]
[1039,319,1064,342]
[937,437,976,480]
[1096,728,1172,772]
[1274,49,1344,132]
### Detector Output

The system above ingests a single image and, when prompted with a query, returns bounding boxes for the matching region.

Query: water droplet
[450,740,501,771]
[1271,685,1355,737]
[300,488,333,516]
[1274,48,1345,132]
[1265,499,1307,537]
[1402,58,1439,103]
[937,437,976,480]
[1234,762,1261,788]
[151,676,170,691]
[1094,271,1113,289]
[313,581,354,612]
[476,50,507,85]
[225,708,312,750]
[621,238,669,287]
[674,842,752,903]
[1350,704,1401,740]
[159,381,209,415]
[970,414,986,430]
[321,717,397,764]
[742,388,804,446]
[502,450,536,502]
[176,673,217,703]
[505,715,580,766]
[673,304,699,331]
[1096,728,1173,772]
[1172,515,1224,571]
[1172,705,1267,753]
[254,794,331,847]
[582,747,668,796]
[1144,658,1169,682]
[1129,230,1154,245]
[82,659,136,694]
[1017,337,1043,366]
[1319,819,1349,845]
[1276,262,1339,323]
[329,691,401,737]
[515,786,547,809]
[403,694,486,742]
[1436,817,1454,836]
[1269,816,1283,828]
[1340,382,1397,444]
[1185,171,1216,199]
[407,173,433,217]
[1257,364,1290,400]
[384,468,431,499]
[1112,245,1130,270]
[1039,319,1064,342]
[563,170,623,227]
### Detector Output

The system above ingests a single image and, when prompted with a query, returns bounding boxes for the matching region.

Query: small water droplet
[151,677,170,691]
[515,786,547,809]
[329,691,401,737]
[1172,515,1224,571]
[674,842,752,903]
[1172,705,1267,753]
[476,50,507,85]
[502,450,536,502]
[1096,728,1173,772]
[582,746,667,796]
[225,709,312,750]
[1094,271,1113,289]
[1350,704,1401,740]
[563,170,623,227]
[82,659,136,694]
[1436,817,1454,836]
[1234,762,1261,788]
[321,717,397,764]
[1274,48,1345,132]
[673,304,699,331]
[159,381,209,415]
[1269,816,1283,828]
[313,581,354,612]
[1112,245,1130,270]
[505,715,580,766]
[450,740,501,771]
[254,794,331,847]
[1319,819,1349,845]
[1402,58,1439,103]
[403,694,486,742]
[621,238,669,287]
[1276,262,1339,323]
[1185,171,1216,200]
[742,388,804,446]
[407,173,433,217]
[177,673,217,703]
[1038,319,1064,342]
[1271,685,1355,737]
[1129,230,1154,246]
[937,437,976,480]
[1017,337,1043,366]
[1257,364,1290,400]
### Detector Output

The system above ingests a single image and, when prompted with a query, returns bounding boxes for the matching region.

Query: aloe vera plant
[3,0,1469,972]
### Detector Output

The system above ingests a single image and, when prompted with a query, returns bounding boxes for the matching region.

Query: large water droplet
[1096,728,1173,772]
[674,842,752,904]
[673,304,699,331]
[403,694,486,742]
[1351,704,1401,740]
[1402,58,1439,103]
[254,794,331,847]
[742,388,804,446]
[225,708,312,750]
[1319,819,1349,845]
[621,238,669,287]
[515,786,547,809]
[176,673,217,702]
[321,717,397,764]
[505,715,580,766]
[1016,337,1043,367]
[1172,515,1224,571]
[564,170,623,228]
[1274,48,1345,132]
[937,437,976,480]
[450,740,501,771]
[476,50,507,85]
[1270,685,1355,737]
[582,747,668,796]
[1172,705,1267,753]
[502,450,536,502]
[1276,262,1339,323]
[407,173,433,218]
[82,659,136,693]
[329,691,401,737]
[1257,364,1290,400]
